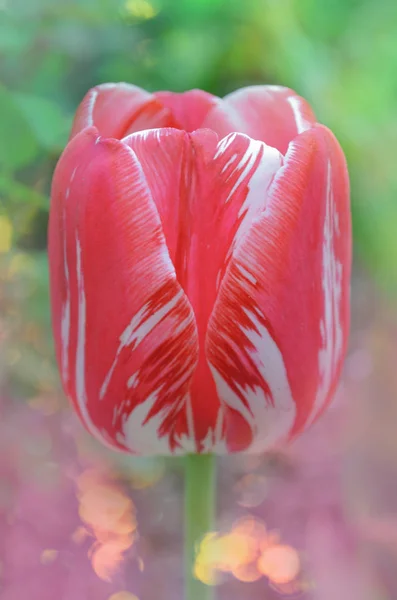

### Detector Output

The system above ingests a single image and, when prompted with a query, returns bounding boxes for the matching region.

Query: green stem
[185,453,216,600]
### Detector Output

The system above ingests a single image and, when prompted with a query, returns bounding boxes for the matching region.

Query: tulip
[49,83,351,457]
[49,83,351,599]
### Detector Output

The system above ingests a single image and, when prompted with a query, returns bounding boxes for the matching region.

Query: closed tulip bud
[48,84,351,456]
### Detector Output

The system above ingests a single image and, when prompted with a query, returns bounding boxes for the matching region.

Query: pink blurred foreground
[0,273,395,599]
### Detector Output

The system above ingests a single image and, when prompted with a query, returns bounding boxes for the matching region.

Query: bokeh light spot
[40,549,58,564]
[108,592,139,600]
[235,474,268,508]
[230,561,262,583]
[76,469,137,581]
[124,0,158,19]
[91,540,130,582]
[258,544,300,584]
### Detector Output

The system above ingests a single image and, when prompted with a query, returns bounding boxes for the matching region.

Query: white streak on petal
[215,135,283,252]
[214,132,237,158]
[86,90,98,127]
[100,289,184,399]
[124,128,162,144]
[122,389,175,456]
[75,235,86,407]
[127,372,139,389]
[71,236,117,451]
[185,395,195,444]
[200,425,227,454]
[286,96,311,134]
[61,226,70,383]
[308,161,343,424]
[198,408,227,454]
[265,85,285,92]
[214,406,224,442]
[175,432,197,454]
[236,262,257,285]
[61,168,78,383]
[221,153,238,173]
[209,309,296,453]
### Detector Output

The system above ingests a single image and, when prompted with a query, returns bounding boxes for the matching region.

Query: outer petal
[154,90,219,132]
[70,83,176,140]
[48,127,198,455]
[206,124,351,453]
[202,85,317,154]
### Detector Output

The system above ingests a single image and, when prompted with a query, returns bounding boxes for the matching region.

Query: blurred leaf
[156,29,222,90]
[0,17,35,53]
[13,92,71,151]
[0,85,39,170]
[0,174,48,210]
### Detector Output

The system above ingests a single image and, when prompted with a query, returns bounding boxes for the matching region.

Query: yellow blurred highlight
[28,394,62,416]
[257,544,300,585]
[194,515,301,588]
[40,549,58,565]
[124,0,158,19]
[7,252,34,276]
[127,460,165,489]
[194,533,220,585]
[0,215,12,253]
[76,469,137,582]
[194,518,265,585]
[108,593,139,600]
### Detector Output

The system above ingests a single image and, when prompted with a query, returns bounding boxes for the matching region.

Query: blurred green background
[0,3,396,597]
[0,0,396,397]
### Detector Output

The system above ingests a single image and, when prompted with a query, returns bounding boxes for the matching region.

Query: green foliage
[13,92,71,152]
[0,0,396,307]
[0,85,39,170]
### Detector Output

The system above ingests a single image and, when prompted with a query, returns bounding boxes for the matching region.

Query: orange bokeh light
[108,591,139,600]
[257,544,300,584]
[231,561,262,583]
[75,468,137,582]
[90,539,132,582]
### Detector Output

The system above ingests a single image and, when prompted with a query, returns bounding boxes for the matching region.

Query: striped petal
[123,127,284,452]
[206,124,351,453]
[48,127,198,455]
[70,82,176,140]
[202,85,316,154]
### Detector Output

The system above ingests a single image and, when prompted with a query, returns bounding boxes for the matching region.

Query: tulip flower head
[49,84,351,456]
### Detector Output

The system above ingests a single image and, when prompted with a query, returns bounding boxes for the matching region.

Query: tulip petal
[154,89,219,132]
[70,83,176,140]
[206,124,351,453]
[124,127,284,452]
[122,128,189,265]
[49,127,199,455]
[202,85,316,154]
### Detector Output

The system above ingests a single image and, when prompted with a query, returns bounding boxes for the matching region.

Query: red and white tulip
[48,83,351,455]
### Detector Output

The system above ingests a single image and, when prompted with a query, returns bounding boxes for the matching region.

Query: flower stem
[185,453,216,600]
